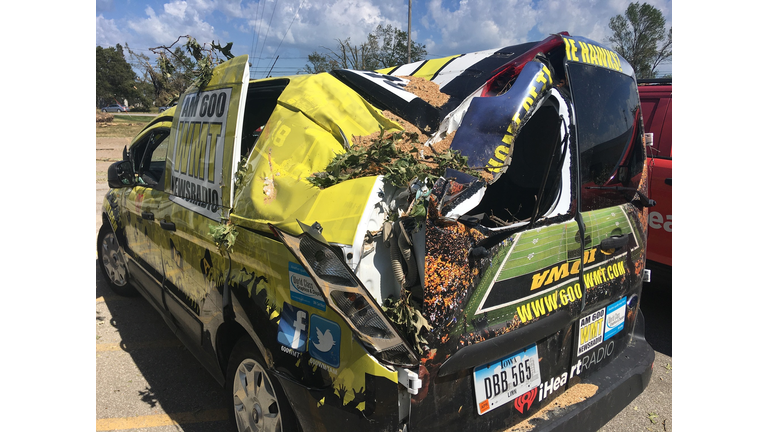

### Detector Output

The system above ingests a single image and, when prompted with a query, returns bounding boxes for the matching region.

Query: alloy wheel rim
[101,232,127,287]
[232,359,282,432]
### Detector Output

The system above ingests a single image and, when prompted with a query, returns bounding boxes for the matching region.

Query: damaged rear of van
[243,32,653,432]
[102,31,654,432]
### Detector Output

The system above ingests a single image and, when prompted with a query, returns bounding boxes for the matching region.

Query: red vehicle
[639,79,672,270]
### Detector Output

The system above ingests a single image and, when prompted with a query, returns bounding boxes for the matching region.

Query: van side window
[240,79,290,158]
[131,129,170,189]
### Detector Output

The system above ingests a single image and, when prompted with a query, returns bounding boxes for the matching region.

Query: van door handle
[665,178,672,186]
[141,211,154,221]
[600,235,628,252]
[160,221,176,232]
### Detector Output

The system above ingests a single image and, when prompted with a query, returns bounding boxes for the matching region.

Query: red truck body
[639,80,672,268]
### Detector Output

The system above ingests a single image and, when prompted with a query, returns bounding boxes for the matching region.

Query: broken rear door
[564,35,648,386]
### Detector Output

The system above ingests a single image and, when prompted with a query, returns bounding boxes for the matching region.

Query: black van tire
[226,337,297,432]
[97,225,138,297]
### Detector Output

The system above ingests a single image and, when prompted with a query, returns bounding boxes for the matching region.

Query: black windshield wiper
[585,186,656,208]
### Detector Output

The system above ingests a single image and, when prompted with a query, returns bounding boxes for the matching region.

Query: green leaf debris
[209,219,238,254]
[382,291,433,354]
[307,129,478,189]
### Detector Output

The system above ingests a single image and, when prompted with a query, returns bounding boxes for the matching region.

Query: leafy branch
[308,129,477,189]
[382,291,432,354]
[234,156,249,191]
[150,36,235,92]
[209,218,238,254]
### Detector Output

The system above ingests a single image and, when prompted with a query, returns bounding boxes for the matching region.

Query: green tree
[96,44,141,107]
[126,37,234,108]
[302,24,427,74]
[609,2,672,79]
[302,51,340,74]
[368,24,427,69]
[127,45,195,108]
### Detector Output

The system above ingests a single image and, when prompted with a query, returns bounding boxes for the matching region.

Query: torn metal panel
[449,59,554,182]
[333,69,442,133]
[434,169,487,221]
[230,73,402,241]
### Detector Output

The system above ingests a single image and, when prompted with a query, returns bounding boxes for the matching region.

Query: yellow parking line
[96,296,129,303]
[96,340,183,352]
[96,408,228,431]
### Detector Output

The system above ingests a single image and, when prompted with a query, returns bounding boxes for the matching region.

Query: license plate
[473,344,541,415]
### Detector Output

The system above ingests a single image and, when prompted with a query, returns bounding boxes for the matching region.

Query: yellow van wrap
[231,73,402,243]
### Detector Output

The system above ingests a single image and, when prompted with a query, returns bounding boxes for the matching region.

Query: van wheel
[226,338,297,432]
[97,225,137,296]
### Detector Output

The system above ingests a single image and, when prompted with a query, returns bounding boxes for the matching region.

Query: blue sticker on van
[289,262,327,311]
[277,302,308,351]
[309,314,341,368]
[604,297,626,341]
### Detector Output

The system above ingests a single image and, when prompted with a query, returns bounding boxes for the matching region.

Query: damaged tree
[127,36,236,108]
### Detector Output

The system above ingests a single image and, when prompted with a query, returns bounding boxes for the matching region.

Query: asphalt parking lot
[95,137,672,432]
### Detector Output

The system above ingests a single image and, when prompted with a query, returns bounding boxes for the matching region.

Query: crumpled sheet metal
[230,73,402,244]
[449,59,554,182]
[434,169,487,221]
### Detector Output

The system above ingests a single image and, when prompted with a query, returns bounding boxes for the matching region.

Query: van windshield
[568,63,644,209]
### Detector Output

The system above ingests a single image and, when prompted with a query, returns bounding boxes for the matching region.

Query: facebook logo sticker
[277,302,308,351]
[309,315,341,368]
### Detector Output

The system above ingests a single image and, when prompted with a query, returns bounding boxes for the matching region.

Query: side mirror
[108,160,135,188]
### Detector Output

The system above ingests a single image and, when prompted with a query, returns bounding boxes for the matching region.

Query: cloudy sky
[96,0,672,78]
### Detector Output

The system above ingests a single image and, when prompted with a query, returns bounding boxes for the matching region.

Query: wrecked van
[99,32,654,432]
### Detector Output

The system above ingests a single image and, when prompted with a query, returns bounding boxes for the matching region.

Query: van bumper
[274,312,655,432]
[534,311,655,432]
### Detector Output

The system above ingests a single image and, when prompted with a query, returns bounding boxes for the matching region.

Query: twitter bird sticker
[309,315,341,368]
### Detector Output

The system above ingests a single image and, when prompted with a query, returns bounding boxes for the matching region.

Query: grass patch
[96,114,154,138]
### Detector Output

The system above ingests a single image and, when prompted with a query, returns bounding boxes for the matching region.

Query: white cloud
[216,0,246,19]
[96,14,126,48]
[240,0,410,64]
[286,0,400,46]
[96,0,114,14]
[423,0,537,55]
[190,0,218,16]
[95,0,672,76]
[164,1,189,19]
[126,3,217,47]
[420,0,671,56]
[532,0,633,45]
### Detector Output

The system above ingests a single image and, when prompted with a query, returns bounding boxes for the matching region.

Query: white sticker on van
[577,308,605,356]
[169,88,232,221]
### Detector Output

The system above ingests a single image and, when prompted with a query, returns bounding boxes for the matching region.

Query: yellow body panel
[231,73,402,243]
